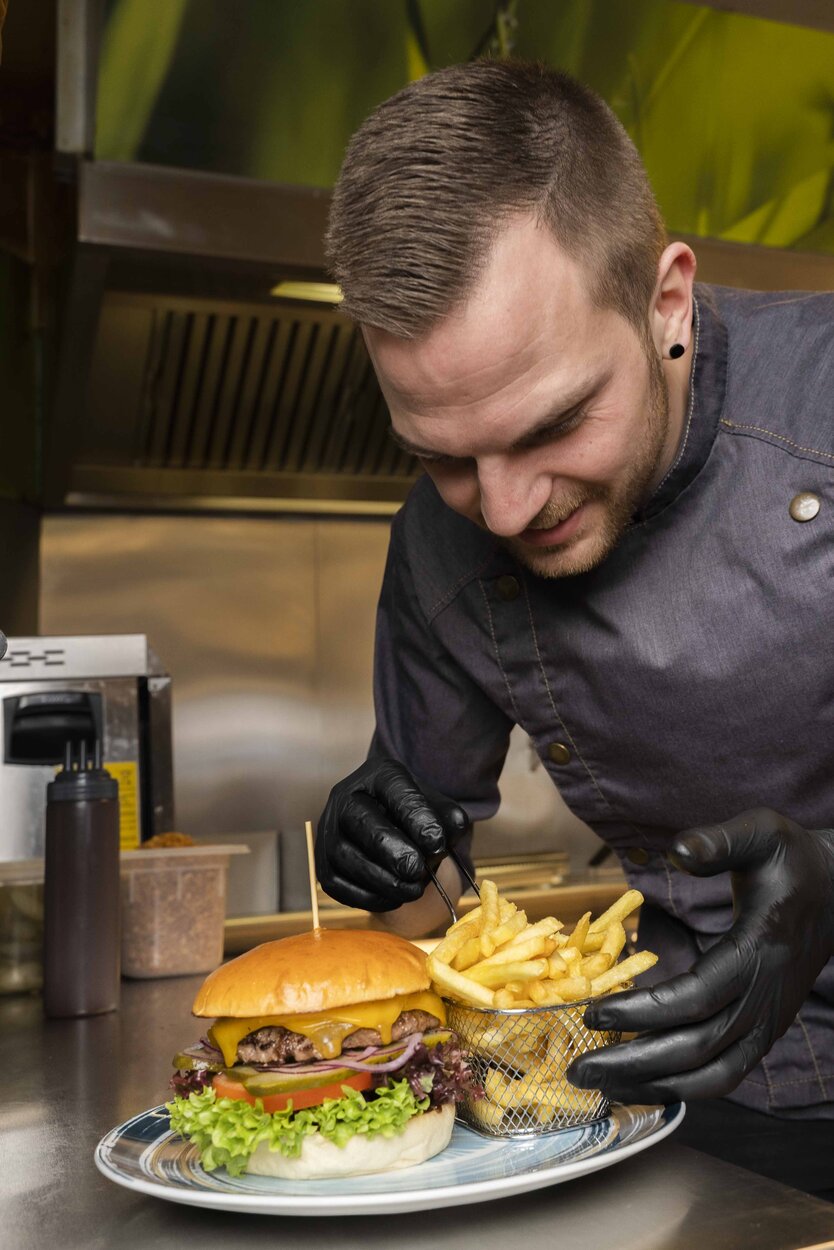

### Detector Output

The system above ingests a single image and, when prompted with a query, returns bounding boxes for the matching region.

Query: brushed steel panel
[39,513,600,912]
[273,519,391,908]
[41,515,320,850]
[0,634,150,678]
[78,161,331,266]
[0,674,142,859]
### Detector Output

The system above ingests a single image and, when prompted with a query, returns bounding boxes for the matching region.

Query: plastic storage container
[120,845,247,978]
[0,859,44,995]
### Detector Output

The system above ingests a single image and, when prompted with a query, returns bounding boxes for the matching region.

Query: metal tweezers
[426,848,480,924]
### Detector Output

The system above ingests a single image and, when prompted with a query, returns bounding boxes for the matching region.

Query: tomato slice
[212,1070,373,1114]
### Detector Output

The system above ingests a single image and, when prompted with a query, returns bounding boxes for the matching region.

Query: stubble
[506,348,670,579]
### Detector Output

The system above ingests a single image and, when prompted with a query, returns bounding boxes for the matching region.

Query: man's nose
[477,457,551,537]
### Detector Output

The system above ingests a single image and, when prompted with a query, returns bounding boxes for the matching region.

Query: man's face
[364,216,674,579]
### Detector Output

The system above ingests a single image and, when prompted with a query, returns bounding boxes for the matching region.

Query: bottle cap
[46,740,119,803]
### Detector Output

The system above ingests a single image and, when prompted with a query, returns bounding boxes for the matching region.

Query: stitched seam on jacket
[743,1074,834,1087]
[520,579,646,840]
[758,1049,777,1105]
[425,554,497,622]
[797,1011,828,1099]
[478,581,521,724]
[628,290,725,535]
[653,298,701,495]
[660,856,684,923]
[720,419,834,463]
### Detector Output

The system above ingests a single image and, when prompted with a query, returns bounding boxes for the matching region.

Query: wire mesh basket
[446,997,621,1138]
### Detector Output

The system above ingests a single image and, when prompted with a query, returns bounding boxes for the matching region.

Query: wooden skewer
[304,820,320,931]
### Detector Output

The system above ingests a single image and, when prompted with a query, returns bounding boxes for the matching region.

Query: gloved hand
[568,808,834,1103]
[315,757,470,911]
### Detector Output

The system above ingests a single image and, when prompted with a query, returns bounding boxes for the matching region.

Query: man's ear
[650,243,697,357]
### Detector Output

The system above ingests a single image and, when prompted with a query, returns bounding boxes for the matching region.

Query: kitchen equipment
[427,849,480,924]
[0,857,43,995]
[0,634,174,860]
[44,741,121,1017]
[196,830,279,916]
[120,844,247,978]
[445,999,621,1138]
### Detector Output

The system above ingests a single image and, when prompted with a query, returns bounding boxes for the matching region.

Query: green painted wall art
[95,0,834,255]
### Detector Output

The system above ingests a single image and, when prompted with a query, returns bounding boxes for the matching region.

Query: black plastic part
[47,739,119,803]
[4,690,104,764]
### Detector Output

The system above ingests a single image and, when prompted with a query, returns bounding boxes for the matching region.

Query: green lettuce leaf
[166,1080,430,1177]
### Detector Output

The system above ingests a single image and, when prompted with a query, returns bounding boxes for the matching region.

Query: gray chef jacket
[371,282,834,1118]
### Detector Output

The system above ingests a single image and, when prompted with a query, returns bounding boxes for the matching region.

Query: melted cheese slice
[208,990,447,1067]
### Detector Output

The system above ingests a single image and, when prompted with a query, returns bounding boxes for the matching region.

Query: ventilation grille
[135,303,418,478]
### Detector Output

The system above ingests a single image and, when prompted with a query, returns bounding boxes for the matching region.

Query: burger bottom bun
[245,1104,455,1180]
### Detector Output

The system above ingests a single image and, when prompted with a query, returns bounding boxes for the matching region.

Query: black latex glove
[315,756,470,911]
[569,807,834,1103]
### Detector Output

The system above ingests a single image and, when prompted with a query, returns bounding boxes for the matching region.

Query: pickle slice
[237,1065,356,1097]
[173,1029,453,1090]
[420,1029,451,1048]
[236,1032,452,1096]
[172,1050,223,1072]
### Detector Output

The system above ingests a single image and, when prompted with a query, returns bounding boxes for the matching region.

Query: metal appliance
[0,634,174,860]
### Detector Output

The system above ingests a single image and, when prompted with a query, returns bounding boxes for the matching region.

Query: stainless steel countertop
[3,977,834,1250]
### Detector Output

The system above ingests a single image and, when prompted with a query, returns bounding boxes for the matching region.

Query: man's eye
[417,453,468,468]
[538,408,586,442]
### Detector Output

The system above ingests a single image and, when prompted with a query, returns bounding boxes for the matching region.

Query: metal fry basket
[446,998,621,1138]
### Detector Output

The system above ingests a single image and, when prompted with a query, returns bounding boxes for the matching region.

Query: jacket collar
[634,284,729,523]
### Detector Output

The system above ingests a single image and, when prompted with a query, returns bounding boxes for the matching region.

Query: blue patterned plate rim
[94,1102,685,1216]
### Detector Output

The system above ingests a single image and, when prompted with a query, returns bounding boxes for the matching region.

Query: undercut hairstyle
[326,61,667,339]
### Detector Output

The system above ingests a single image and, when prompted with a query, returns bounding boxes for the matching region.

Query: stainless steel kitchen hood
[45,159,418,514]
[43,157,834,514]
[37,0,834,515]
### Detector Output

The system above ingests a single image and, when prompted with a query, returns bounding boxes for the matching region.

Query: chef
[314,60,834,1161]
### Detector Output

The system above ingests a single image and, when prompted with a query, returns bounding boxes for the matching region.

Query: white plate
[95,1101,684,1216]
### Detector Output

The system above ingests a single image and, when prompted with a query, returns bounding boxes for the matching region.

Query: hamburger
[166,928,479,1179]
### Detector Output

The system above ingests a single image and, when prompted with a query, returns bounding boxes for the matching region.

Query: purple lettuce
[170,1066,215,1098]
[169,1034,483,1108]
[372,1038,483,1108]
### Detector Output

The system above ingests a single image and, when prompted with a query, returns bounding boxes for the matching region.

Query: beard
[503,347,670,580]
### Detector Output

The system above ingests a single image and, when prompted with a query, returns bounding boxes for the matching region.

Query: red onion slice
[243,1033,427,1075]
[335,1032,424,1073]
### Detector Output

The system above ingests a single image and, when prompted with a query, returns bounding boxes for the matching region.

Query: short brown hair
[326,61,667,338]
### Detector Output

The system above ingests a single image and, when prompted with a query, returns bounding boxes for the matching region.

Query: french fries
[467,958,549,988]
[426,953,495,1006]
[587,889,643,934]
[590,950,658,995]
[479,879,501,956]
[429,880,655,1010]
[428,880,659,1131]
[451,936,482,971]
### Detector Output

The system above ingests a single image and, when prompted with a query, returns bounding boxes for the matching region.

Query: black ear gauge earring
[668,343,685,359]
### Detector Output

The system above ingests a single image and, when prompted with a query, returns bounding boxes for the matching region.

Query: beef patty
[235,1008,441,1065]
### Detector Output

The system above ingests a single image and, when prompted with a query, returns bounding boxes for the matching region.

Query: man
[315,61,834,1162]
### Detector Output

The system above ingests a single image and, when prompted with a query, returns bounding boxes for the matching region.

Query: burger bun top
[192,927,431,1019]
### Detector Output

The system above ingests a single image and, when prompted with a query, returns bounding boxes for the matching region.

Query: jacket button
[626,847,650,865]
[547,742,571,765]
[789,492,821,522]
[496,575,520,601]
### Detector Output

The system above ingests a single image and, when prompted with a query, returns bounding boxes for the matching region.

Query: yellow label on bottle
[104,761,140,849]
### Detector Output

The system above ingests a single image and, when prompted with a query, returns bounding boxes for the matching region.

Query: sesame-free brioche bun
[192,928,430,1019]
[245,1103,454,1180]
